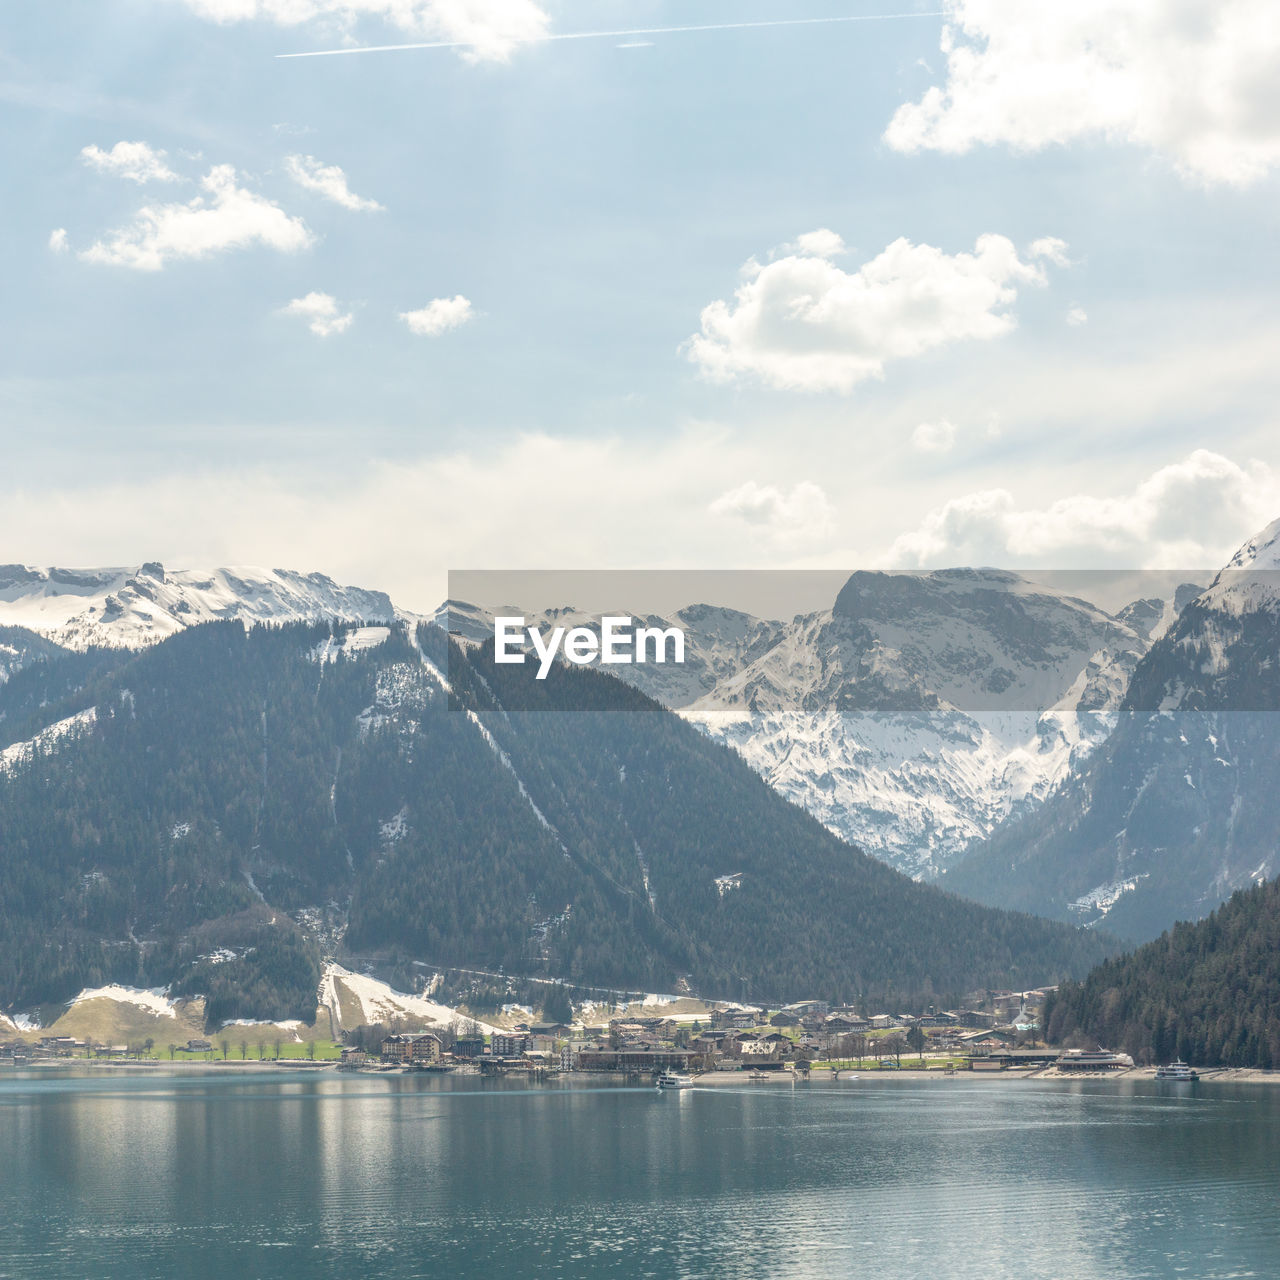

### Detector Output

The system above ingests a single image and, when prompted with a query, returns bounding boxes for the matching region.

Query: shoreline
[690,1065,1280,1086]
[6,1060,1280,1086]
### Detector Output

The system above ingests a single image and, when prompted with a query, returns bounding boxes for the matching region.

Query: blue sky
[3,0,1279,608]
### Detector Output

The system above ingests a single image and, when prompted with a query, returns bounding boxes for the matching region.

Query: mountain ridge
[945,520,1280,939]
[0,616,1115,1024]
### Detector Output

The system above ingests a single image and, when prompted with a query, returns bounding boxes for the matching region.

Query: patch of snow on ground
[1068,875,1150,919]
[315,626,392,663]
[380,807,409,846]
[0,707,97,773]
[69,985,177,1019]
[464,709,565,846]
[319,964,500,1035]
[220,1018,305,1041]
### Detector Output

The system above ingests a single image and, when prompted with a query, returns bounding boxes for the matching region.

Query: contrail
[276,12,946,59]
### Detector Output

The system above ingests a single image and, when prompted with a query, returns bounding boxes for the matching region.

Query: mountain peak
[1195,516,1280,616]
[0,563,402,651]
[1223,516,1280,572]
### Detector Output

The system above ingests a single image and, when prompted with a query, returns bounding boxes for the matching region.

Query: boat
[1054,1048,1135,1071]
[656,1070,695,1089]
[1154,1061,1199,1081]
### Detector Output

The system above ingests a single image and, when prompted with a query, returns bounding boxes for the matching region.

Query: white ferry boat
[1055,1048,1135,1071]
[1154,1061,1199,1081]
[656,1070,695,1089]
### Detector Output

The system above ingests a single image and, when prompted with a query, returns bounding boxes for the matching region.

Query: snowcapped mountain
[444,572,1159,880]
[0,617,1111,1023]
[677,571,1151,879]
[0,562,401,650]
[946,518,1280,939]
[0,624,65,683]
[1,558,1195,889]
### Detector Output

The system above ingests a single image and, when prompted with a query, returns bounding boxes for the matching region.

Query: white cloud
[48,228,69,254]
[686,231,1062,393]
[284,155,383,212]
[885,0,1280,187]
[0,430,801,608]
[911,420,957,454]
[889,450,1280,569]
[787,229,847,260]
[181,0,550,63]
[282,291,354,336]
[1028,237,1070,268]
[1066,306,1088,327]
[81,140,180,184]
[709,481,835,547]
[79,164,314,271]
[400,296,474,336]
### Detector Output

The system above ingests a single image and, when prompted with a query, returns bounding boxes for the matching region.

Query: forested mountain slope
[0,620,1114,1023]
[946,521,1280,940]
[1043,877,1280,1068]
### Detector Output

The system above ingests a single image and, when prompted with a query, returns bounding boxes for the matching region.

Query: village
[335,987,1065,1077]
[1,988,1056,1073]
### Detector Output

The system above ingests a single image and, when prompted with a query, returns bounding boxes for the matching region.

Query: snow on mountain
[0,562,402,650]
[319,964,500,1035]
[945,517,1280,938]
[1191,517,1280,618]
[443,571,1156,880]
[68,984,177,1019]
[440,598,783,707]
[0,623,66,684]
[0,558,1187,886]
[0,707,97,774]
[679,571,1148,879]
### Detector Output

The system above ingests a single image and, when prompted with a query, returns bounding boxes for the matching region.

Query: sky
[3,0,1280,611]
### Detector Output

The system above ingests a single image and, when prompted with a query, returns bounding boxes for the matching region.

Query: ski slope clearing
[320,964,500,1035]
[69,985,176,1019]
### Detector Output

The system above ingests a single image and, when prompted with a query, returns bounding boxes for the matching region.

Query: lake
[0,1069,1277,1279]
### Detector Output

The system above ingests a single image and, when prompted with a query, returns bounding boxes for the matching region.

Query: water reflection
[0,1071,1276,1279]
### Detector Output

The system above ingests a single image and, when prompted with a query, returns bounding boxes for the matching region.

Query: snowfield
[319,964,501,1035]
[0,563,408,651]
[68,985,177,1019]
[0,708,98,774]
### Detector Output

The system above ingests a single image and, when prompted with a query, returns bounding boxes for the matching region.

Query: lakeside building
[782,1001,829,1018]
[824,1014,868,1033]
[491,1032,533,1057]
[576,1048,695,1073]
[381,1033,442,1064]
[968,1049,1059,1071]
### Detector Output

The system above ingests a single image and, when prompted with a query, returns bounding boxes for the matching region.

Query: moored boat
[1055,1048,1135,1071]
[1154,1061,1199,1081]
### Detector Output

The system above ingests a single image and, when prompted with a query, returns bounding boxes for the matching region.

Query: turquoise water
[0,1070,1277,1278]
